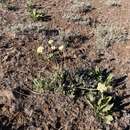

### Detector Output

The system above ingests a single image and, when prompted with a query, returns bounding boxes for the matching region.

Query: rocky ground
[0,0,130,130]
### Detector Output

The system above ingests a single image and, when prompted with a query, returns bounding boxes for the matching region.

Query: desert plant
[27,0,33,9]
[90,93,113,124]
[63,0,94,25]
[29,9,44,21]
[33,69,75,96]
[33,67,114,124]
[27,0,45,21]
[85,81,113,124]
[105,0,121,6]
[46,40,65,61]
[0,0,7,8]
[33,78,45,93]
[95,24,128,49]
[70,0,93,13]
[0,0,7,4]
[70,68,114,124]
[7,4,18,11]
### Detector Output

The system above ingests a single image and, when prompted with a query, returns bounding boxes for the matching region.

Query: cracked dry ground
[0,0,130,130]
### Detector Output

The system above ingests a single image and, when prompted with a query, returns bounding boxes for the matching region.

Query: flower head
[58,45,64,51]
[51,46,56,50]
[37,46,44,54]
[48,39,54,45]
[97,83,107,93]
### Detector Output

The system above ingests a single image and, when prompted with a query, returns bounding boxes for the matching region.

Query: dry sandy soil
[0,0,130,130]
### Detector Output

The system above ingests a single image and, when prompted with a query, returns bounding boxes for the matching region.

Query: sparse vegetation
[105,0,121,6]
[29,9,45,21]
[0,0,18,11]
[7,4,18,11]
[33,67,115,124]
[95,24,128,49]
[27,0,45,21]
[71,0,93,13]
[63,0,94,25]
[85,68,114,124]
[0,0,7,4]
[0,0,130,129]
[37,39,65,61]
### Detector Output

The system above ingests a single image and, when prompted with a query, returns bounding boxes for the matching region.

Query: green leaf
[100,96,112,110]
[33,9,36,15]
[88,93,95,102]
[105,115,113,124]
[97,95,103,106]
[33,79,42,87]
[48,53,54,58]
[95,66,100,74]
[102,103,113,112]
[106,73,113,85]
